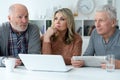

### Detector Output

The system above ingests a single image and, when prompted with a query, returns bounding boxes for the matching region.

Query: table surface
[0,66,120,80]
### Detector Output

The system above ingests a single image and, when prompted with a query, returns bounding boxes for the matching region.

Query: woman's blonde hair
[51,8,75,44]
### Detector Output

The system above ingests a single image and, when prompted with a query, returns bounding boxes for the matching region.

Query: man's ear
[8,15,10,21]
[112,19,117,27]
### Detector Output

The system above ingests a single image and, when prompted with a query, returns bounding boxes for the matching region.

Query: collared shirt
[84,29,120,60]
[8,26,28,57]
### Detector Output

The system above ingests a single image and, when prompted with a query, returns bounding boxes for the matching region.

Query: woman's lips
[55,24,60,28]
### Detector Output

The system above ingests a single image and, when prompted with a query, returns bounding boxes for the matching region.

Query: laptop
[72,56,106,67]
[19,54,73,72]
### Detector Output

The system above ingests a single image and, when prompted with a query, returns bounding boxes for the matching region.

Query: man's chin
[97,32,104,35]
[16,27,27,32]
[19,29,27,32]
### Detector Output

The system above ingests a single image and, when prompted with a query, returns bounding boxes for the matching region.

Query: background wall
[0,0,118,54]
[0,0,109,22]
[116,0,120,27]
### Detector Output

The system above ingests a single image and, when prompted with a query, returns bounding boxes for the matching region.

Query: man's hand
[71,59,84,68]
[15,59,22,67]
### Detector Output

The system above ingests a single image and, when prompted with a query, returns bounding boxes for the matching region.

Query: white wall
[0,0,109,22]
[115,0,120,27]
[0,0,78,22]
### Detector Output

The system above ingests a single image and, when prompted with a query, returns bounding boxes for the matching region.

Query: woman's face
[53,12,67,32]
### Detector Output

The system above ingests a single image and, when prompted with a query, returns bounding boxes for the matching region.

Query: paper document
[72,56,106,67]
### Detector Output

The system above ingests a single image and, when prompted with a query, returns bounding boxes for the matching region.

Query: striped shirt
[8,26,28,57]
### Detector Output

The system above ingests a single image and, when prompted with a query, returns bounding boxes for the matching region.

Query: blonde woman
[42,8,82,65]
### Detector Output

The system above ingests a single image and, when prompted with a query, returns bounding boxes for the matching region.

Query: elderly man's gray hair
[96,4,116,19]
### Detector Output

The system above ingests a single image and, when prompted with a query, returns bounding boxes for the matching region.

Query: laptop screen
[19,54,73,72]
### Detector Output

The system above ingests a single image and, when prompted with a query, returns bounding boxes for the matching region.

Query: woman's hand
[44,27,57,42]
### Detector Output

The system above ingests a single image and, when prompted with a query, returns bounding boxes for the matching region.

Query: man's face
[8,6,29,32]
[94,12,115,36]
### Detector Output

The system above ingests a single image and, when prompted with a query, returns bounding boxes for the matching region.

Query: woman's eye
[60,18,65,21]
[54,17,57,20]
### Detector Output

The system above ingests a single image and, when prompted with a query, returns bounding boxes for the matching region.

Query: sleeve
[63,34,82,65]
[83,30,95,56]
[72,35,82,56]
[28,24,41,54]
[42,42,52,54]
